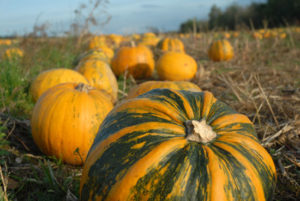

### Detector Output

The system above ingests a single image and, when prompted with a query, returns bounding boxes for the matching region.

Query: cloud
[140,4,162,9]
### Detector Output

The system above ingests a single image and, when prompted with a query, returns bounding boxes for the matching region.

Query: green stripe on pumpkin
[130,143,210,201]
[206,100,236,123]
[209,144,257,201]
[217,141,276,201]
[179,90,204,120]
[90,111,184,152]
[139,89,191,120]
[214,123,257,139]
[82,130,185,200]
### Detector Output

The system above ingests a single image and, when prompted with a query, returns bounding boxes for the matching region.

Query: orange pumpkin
[3,48,24,60]
[156,52,197,81]
[224,32,231,39]
[76,59,118,103]
[31,83,113,165]
[252,32,263,40]
[111,45,155,79]
[208,40,234,62]
[263,31,271,38]
[156,38,185,52]
[127,80,201,99]
[279,33,286,39]
[232,31,240,38]
[30,68,89,102]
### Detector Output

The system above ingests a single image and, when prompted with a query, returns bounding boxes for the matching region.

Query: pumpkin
[224,32,231,39]
[0,39,12,46]
[208,40,234,62]
[131,34,141,41]
[76,59,118,103]
[139,33,160,47]
[253,32,263,40]
[88,36,107,50]
[156,38,185,52]
[179,33,185,38]
[3,48,24,60]
[30,68,89,102]
[279,33,286,39]
[75,49,111,66]
[139,37,160,47]
[263,32,271,38]
[143,32,156,38]
[127,80,201,99]
[95,46,114,60]
[80,89,276,201]
[232,32,240,38]
[31,83,113,165]
[156,51,197,81]
[87,36,114,61]
[106,34,123,49]
[195,33,202,39]
[111,45,155,79]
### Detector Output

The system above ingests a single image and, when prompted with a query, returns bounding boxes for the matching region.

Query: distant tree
[179,19,208,33]
[180,19,194,33]
[245,3,266,28]
[224,4,244,29]
[179,0,300,32]
[264,0,300,26]
[146,26,160,34]
[208,5,222,29]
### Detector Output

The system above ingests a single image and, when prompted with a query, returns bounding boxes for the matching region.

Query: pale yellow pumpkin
[76,59,118,103]
[2,48,24,60]
[156,38,185,52]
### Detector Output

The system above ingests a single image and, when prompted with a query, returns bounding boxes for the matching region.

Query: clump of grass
[0,120,10,158]
[0,58,33,118]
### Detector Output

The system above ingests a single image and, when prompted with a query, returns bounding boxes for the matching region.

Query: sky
[0,0,266,36]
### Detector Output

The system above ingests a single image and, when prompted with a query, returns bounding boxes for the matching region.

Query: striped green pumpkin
[80,89,276,201]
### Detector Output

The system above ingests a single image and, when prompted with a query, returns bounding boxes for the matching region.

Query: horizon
[0,0,266,36]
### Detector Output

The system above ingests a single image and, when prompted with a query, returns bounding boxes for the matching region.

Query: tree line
[179,0,300,32]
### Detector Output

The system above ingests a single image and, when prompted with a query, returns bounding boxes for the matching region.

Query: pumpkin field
[0,27,300,201]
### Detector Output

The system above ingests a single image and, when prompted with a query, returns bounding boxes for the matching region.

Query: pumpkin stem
[130,41,136,47]
[185,120,217,143]
[75,83,93,93]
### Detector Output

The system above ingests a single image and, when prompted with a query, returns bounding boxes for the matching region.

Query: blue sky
[0,0,266,36]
